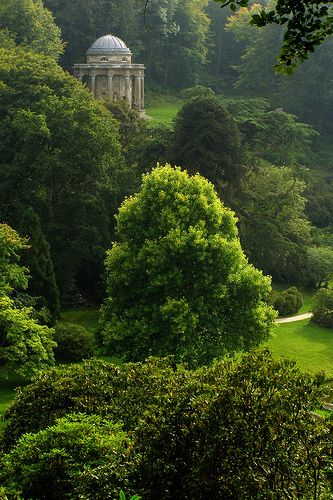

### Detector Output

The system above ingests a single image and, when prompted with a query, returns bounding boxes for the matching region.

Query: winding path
[275,312,313,324]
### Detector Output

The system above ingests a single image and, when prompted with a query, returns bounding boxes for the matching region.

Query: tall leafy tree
[0,0,63,59]
[238,163,312,282]
[224,97,317,166]
[0,47,124,302]
[101,165,275,366]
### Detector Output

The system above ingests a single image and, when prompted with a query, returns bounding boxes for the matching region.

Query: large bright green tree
[100,165,275,366]
[0,224,55,376]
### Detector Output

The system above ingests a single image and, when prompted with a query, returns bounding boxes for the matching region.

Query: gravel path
[275,312,313,324]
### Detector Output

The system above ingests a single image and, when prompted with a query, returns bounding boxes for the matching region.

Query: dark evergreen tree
[172,96,247,200]
[18,208,60,316]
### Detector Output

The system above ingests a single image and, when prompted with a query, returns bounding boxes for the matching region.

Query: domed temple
[74,34,145,112]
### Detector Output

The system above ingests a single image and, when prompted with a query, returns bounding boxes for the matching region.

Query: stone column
[107,70,113,100]
[140,74,145,111]
[134,75,141,110]
[90,72,96,97]
[125,74,131,106]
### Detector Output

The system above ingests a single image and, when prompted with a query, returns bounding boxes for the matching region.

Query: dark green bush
[1,352,331,499]
[53,321,95,361]
[0,414,135,499]
[312,288,333,327]
[273,286,303,316]
[134,351,329,499]
[1,357,178,449]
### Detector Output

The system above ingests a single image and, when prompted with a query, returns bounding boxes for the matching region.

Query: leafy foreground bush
[312,288,333,328]
[53,321,95,361]
[272,286,303,316]
[1,351,331,499]
[0,414,134,500]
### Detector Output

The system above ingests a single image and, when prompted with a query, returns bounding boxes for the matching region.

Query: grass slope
[145,101,182,127]
[60,308,100,332]
[268,320,333,377]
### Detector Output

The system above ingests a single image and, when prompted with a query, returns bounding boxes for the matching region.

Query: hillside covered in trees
[0,0,333,498]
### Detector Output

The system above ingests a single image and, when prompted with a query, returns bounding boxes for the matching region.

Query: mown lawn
[268,319,333,377]
[145,100,182,127]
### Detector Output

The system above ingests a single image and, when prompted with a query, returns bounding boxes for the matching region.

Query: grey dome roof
[87,34,131,54]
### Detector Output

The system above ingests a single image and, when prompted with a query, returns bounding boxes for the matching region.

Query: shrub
[0,414,135,499]
[53,321,95,361]
[134,350,329,499]
[180,85,216,100]
[1,357,178,449]
[273,286,303,316]
[312,288,333,328]
[1,352,331,499]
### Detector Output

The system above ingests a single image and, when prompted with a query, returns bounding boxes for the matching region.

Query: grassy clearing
[0,373,27,431]
[268,319,333,377]
[60,307,100,332]
[145,100,182,127]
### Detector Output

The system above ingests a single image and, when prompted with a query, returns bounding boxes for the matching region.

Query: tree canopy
[0,47,125,303]
[101,165,275,366]
[0,0,63,59]
[172,95,248,200]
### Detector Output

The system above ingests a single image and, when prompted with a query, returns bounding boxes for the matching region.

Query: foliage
[118,490,141,500]
[0,0,63,59]
[134,349,330,499]
[306,246,333,289]
[0,223,55,376]
[272,286,303,316]
[136,124,173,173]
[18,208,60,316]
[0,414,135,499]
[2,351,330,498]
[172,96,248,198]
[100,165,275,366]
[224,97,318,166]
[180,84,216,100]
[238,163,312,282]
[106,100,147,172]
[1,357,178,449]
[312,288,333,328]
[225,5,333,135]
[217,0,333,72]
[0,47,124,303]
[53,322,95,361]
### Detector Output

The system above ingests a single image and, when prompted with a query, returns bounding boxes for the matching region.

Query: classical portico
[74,34,145,112]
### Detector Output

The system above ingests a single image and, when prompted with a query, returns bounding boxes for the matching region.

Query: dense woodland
[0,0,333,498]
